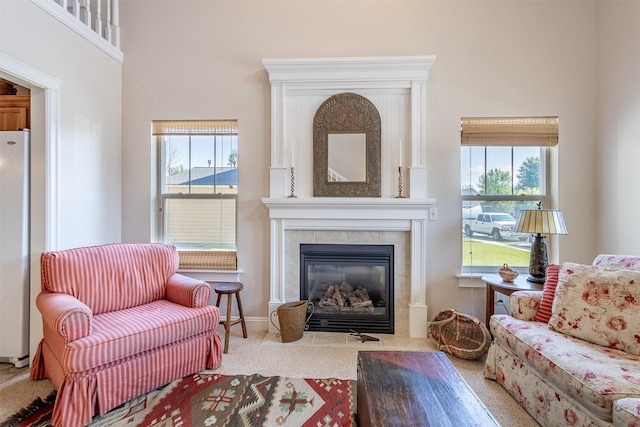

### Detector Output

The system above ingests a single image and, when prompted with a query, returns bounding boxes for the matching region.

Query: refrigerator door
[0,130,30,367]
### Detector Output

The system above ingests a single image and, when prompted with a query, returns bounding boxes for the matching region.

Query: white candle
[291,139,295,168]
[399,140,402,168]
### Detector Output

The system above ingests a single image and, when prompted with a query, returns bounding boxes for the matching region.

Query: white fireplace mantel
[263,196,435,338]
[262,197,436,222]
[261,55,436,338]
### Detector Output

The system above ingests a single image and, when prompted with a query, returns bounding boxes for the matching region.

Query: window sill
[178,269,243,283]
[456,274,487,288]
[456,268,527,288]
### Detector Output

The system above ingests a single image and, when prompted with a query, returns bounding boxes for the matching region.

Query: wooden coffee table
[357,351,500,426]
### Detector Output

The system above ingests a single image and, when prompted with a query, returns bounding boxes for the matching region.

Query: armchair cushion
[65,300,217,372]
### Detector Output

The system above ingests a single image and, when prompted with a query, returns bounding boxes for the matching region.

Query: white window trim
[460,146,551,278]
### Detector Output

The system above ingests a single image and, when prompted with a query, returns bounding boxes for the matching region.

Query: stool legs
[223,293,233,354]
[215,287,248,354]
[235,291,248,339]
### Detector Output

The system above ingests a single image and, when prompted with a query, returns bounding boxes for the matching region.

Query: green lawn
[463,238,530,267]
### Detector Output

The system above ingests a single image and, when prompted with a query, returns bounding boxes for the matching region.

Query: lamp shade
[515,209,568,235]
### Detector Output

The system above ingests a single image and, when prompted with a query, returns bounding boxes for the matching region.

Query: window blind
[460,116,558,146]
[152,120,238,136]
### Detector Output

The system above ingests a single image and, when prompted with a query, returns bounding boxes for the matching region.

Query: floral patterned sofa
[484,254,640,427]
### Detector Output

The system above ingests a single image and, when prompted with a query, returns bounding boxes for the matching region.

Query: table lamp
[515,207,568,283]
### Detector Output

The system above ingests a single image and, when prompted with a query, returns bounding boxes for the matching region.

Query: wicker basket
[428,309,491,360]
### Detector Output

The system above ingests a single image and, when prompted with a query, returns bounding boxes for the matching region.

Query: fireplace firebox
[300,244,394,334]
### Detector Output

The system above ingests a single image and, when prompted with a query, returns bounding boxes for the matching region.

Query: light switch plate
[429,208,437,221]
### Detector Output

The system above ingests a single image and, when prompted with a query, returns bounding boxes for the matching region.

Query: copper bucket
[270,301,314,343]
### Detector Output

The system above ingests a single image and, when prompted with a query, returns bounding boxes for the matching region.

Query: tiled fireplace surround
[288,229,408,334]
[262,56,436,338]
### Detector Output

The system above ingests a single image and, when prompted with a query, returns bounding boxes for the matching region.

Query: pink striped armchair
[30,243,223,427]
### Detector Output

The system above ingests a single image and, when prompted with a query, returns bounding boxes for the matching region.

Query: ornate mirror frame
[313,93,381,197]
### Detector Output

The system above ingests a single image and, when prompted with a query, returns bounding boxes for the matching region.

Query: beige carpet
[0,329,538,426]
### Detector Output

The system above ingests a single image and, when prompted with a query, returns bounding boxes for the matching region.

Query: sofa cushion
[490,314,640,421]
[613,398,640,427]
[64,299,218,371]
[593,254,640,270]
[41,243,179,314]
[549,262,640,356]
[534,264,560,323]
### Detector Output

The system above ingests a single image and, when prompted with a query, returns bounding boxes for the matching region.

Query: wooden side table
[482,274,543,326]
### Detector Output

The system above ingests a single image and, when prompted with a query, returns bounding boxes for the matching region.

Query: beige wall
[0,1,123,250]
[120,0,606,321]
[596,1,640,255]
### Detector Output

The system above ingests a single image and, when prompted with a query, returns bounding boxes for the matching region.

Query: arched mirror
[313,93,381,197]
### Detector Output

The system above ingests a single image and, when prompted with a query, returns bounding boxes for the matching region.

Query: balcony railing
[32,0,123,62]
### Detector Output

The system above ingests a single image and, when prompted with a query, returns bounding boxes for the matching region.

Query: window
[154,120,238,262]
[460,117,558,274]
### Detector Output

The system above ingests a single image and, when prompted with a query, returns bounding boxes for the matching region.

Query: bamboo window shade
[460,116,558,146]
[152,120,238,136]
[178,250,238,271]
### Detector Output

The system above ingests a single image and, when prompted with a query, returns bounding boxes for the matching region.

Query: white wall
[0,0,122,358]
[121,1,600,322]
[596,1,640,255]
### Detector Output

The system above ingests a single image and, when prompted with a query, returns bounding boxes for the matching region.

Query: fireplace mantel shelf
[262,197,436,220]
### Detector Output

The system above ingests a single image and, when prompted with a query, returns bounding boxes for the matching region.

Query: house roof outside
[167,167,238,186]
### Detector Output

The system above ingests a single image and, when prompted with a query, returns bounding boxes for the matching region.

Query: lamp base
[527,275,546,284]
[528,234,548,284]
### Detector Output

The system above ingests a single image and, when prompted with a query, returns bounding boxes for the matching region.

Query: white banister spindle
[71,0,80,18]
[59,0,68,9]
[105,0,112,43]
[94,0,102,36]
[110,0,120,48]
[80,0,91,27]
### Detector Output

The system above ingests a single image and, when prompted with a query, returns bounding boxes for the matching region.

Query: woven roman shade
[178,251,238,270]
[461,116,558,146]
[152,120,238,136]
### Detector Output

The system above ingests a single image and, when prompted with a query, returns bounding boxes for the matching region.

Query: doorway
[0,53,61,364]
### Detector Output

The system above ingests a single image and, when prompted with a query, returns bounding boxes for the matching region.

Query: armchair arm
[509,290,543,321]
[35,291,93,342]
[166,273,211,308]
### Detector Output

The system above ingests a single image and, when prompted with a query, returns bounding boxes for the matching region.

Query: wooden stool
[214,282,248,353]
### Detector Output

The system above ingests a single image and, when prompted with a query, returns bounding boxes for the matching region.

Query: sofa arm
[509,290,543,321]
[35,291,92,342]
[166,273,211,308]
[613,398,640,427]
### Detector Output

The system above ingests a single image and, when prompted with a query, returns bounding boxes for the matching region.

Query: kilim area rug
[1,372,357,427]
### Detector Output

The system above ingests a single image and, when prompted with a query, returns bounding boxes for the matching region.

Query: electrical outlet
[429,208,438,221]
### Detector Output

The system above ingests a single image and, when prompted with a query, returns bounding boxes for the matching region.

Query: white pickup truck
[463,213,528,241]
